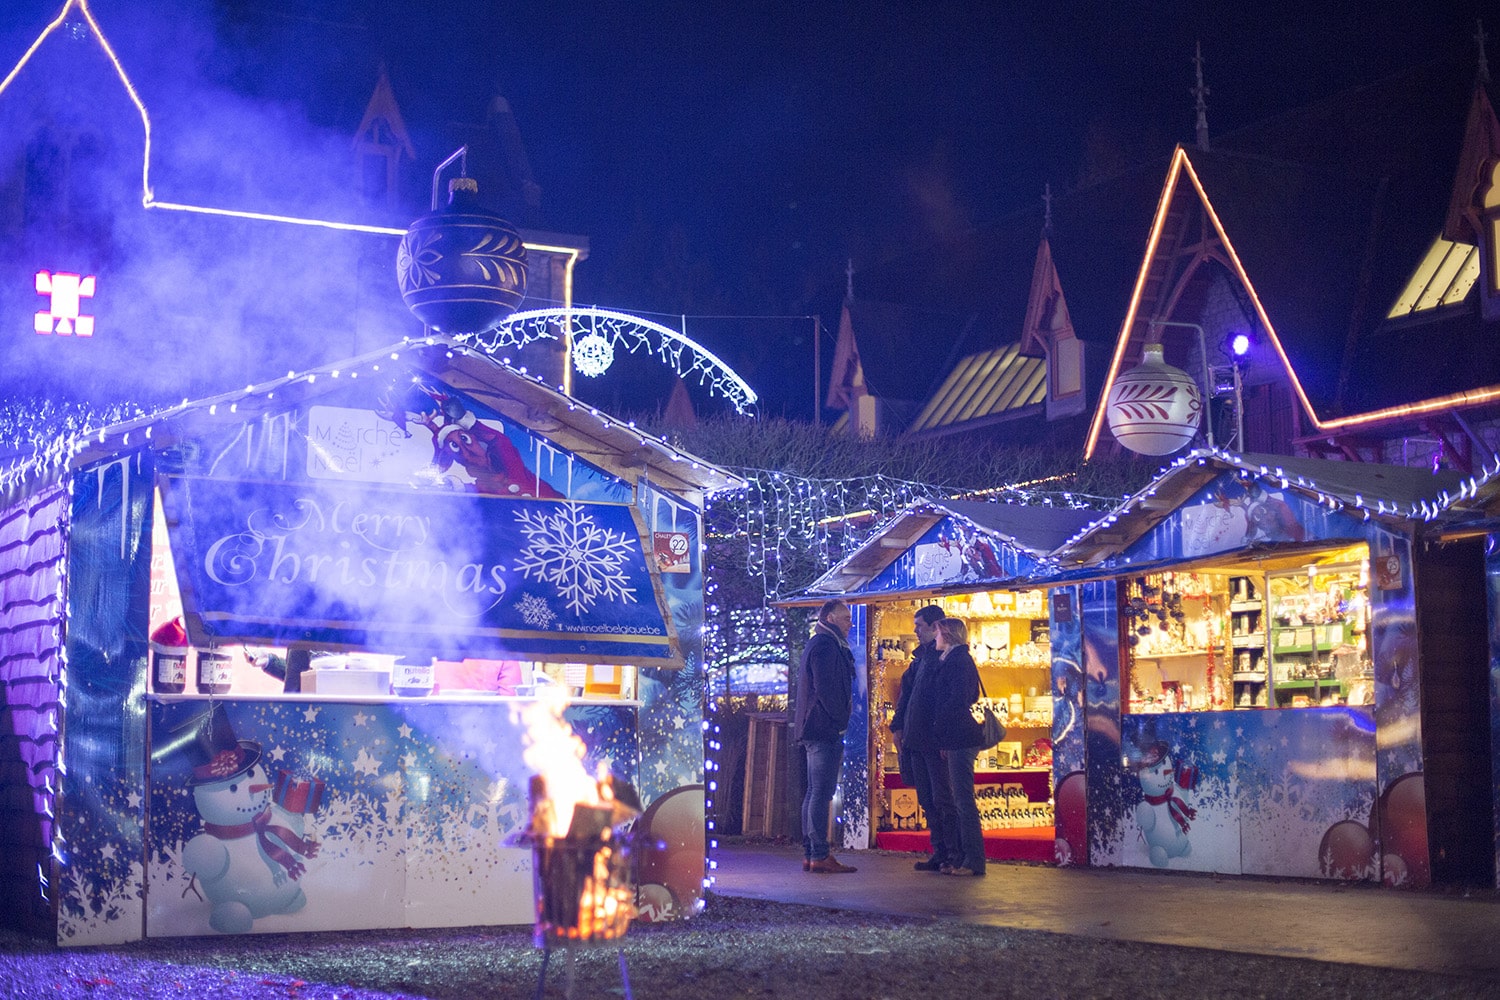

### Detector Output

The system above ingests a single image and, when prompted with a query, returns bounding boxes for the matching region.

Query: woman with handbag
[928,617,988,876]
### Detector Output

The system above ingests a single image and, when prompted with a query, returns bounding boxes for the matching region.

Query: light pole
[1148,320,1214,449]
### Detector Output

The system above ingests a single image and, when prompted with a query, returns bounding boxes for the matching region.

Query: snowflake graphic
[513,506,640,614]
[515,593,556,628]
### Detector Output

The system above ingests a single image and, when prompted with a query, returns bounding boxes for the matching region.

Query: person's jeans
[800,737,844,861]
[944,747,985,873]
[910,748,958,865]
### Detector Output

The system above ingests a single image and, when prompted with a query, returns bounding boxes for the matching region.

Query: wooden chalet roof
[792,498,1100,601]
[0,337,744,509]
[1056,449,1466,567]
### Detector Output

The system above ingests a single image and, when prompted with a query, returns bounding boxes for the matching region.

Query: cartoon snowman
[1132,740,1198,868]
[174,707,321,934]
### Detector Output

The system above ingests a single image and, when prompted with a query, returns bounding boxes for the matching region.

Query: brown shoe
[808,856,858,874]
[802,859,811,872]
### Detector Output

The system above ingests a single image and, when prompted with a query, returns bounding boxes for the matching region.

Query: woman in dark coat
[928,617,988,876]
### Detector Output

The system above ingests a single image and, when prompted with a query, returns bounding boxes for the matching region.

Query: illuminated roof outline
[1084,141,1500,461]
[0,0,558,245]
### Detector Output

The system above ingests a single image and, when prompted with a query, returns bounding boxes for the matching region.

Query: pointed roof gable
[1085,58,1500,458]
[0,0,152,204]
[355,64,416,160]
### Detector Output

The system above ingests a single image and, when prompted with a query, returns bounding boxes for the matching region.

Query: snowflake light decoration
[515,593,556,629]
[513,505,640,614]
[571,332,615,378]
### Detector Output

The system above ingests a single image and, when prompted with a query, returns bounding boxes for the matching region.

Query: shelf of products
[1122,552,1373,713]
[1266,563,1371,707]
[1123,571,1230,712]
[1228,575,1267,708]
[870,591,1054,834]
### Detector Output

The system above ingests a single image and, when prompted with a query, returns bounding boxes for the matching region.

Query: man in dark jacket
[794,599,858,873]
[889,605,956,872]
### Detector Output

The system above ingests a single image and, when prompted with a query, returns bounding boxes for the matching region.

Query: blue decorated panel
[1488,534,1500,885]
[634,485,708,921]
[860,516,1045,595]
[1050,585,1086,866]
[1112,472,1366,568]
[144,697,638,937]
[1367,527,1426,887]
[165,374,631,504]
[159,476,674,662]
[841,604,871,849]
[1092,708,1378,879]
[58,454,153,946]
[1080,580,1122,868]
[1112,713,1241,873]
[1236,708,1377,880]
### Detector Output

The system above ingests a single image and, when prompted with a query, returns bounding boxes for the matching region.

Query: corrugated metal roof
[906,344,1046,434]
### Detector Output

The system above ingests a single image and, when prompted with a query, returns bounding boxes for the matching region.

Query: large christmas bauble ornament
[633,785,705,921]
[1377,772,1429,887]
[397,177,527,333]
[1053,771,1087,867]
[1318,819,1376,880]
[1105,343,1202,455]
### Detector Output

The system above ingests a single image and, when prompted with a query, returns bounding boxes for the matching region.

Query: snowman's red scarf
[204,808,319,880]
[1143,766,1199,834]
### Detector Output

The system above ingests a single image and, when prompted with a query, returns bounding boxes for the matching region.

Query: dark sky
[2,0,1491,416]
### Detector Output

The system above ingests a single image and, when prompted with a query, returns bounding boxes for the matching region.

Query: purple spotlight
[1231,333,1250,356]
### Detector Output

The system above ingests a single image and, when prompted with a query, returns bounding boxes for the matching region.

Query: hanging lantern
[1105,343,1202,456]
[397,177,528,333]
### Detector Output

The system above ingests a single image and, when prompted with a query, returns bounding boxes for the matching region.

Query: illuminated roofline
[1083,148,1189,457]
[0,1,580,301]
[1085,148,1327,458]
[0,0,153,204]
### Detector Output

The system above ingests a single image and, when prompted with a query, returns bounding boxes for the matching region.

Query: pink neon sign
[34,270,96,336]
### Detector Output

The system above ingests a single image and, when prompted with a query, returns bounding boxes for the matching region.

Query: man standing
[794,599,858,873]
[889,605,957,872]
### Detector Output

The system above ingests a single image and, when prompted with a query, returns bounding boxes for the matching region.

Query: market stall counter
[0,341,740,945]
[786,498,1099,864]
[1049,451,1488,889]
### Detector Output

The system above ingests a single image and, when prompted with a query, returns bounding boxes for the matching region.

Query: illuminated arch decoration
[462,308,760,415]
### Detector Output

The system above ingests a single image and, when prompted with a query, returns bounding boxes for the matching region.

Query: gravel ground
[1,893,1497,1000]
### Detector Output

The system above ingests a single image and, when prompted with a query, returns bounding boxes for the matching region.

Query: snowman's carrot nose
[250,783,272,793]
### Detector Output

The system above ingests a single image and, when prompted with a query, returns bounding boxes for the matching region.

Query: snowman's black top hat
[169,704,262,785]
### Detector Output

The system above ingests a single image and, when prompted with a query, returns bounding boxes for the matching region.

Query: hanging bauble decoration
[1105,343,1202,456]
[397,177,527,333]
[572,332,615,377]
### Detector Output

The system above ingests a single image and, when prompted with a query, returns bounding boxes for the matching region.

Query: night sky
[1,0,1491,417]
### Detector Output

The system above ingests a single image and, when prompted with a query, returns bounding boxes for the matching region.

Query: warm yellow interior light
[1387,235,1479,318]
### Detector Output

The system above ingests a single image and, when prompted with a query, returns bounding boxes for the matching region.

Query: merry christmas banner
[159,476,677,663]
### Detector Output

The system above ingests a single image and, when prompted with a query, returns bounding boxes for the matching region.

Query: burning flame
[519,685,638,946]
[519,686,602,837]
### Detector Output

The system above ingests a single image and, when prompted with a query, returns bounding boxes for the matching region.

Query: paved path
[711,843,1500,979]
